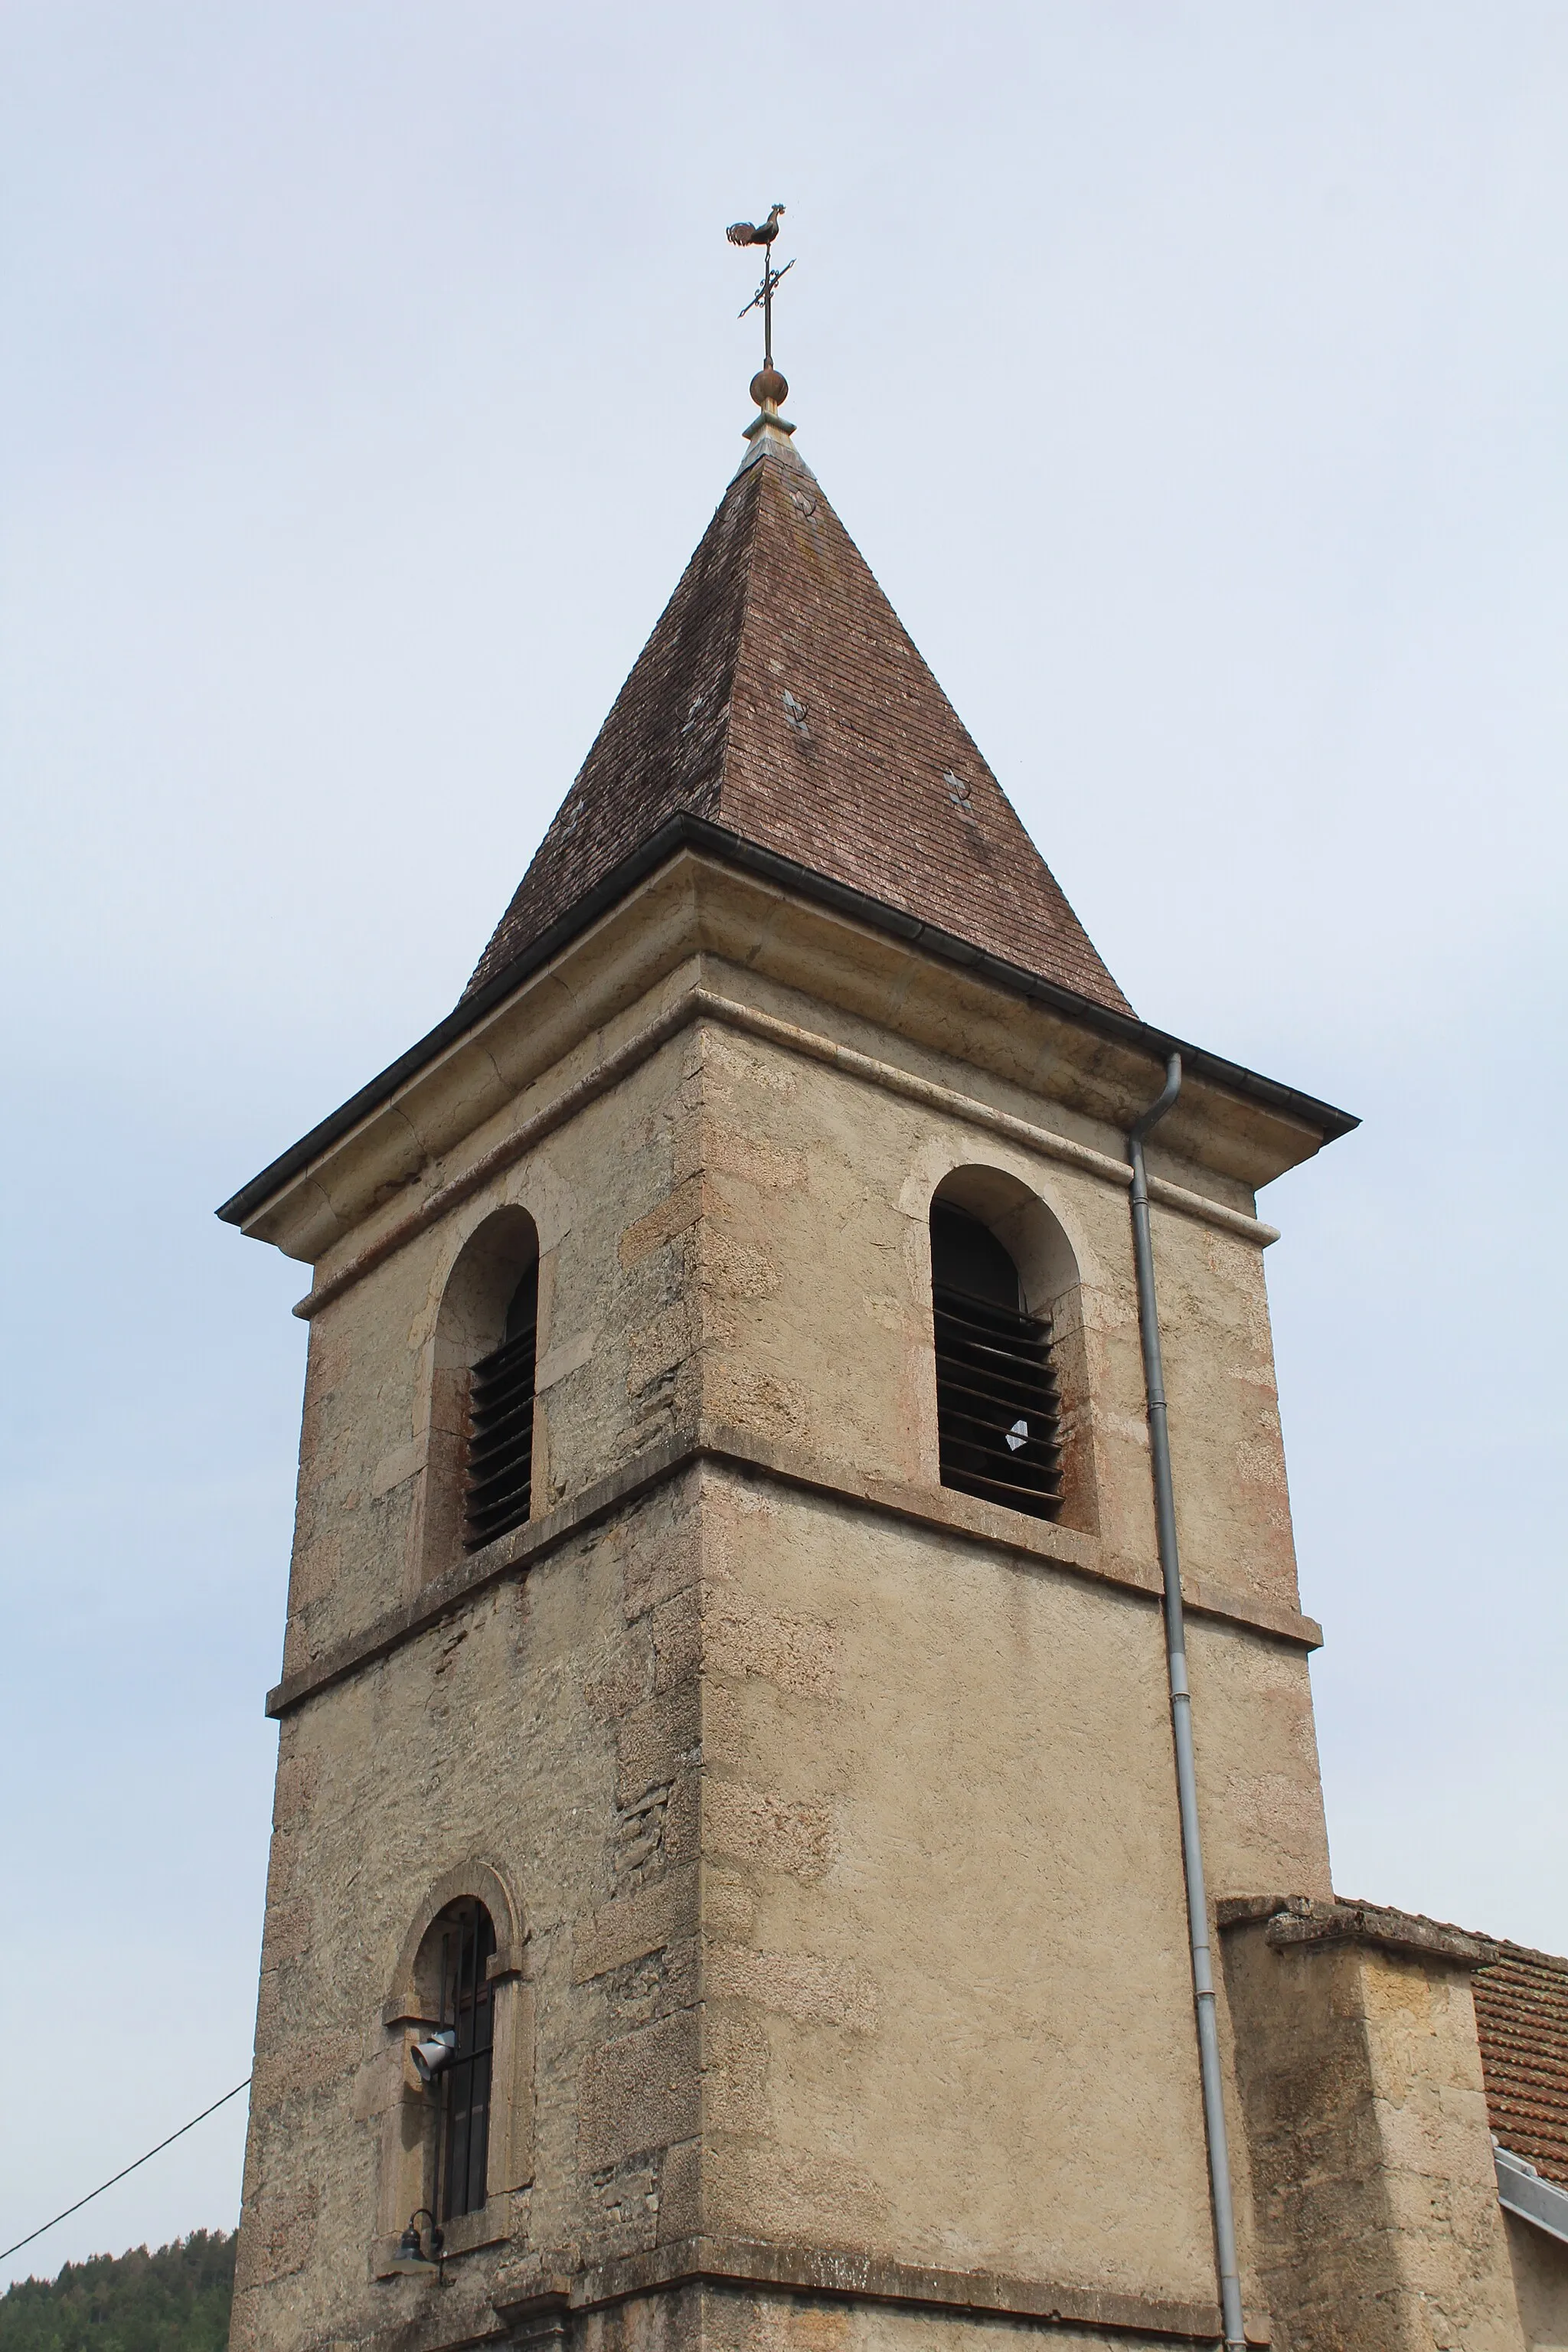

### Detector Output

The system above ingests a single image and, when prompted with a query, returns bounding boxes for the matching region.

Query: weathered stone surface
[225,805,1534,2351]
[573,1873,700,1985]
[1504,2210,1568,2350]
[580,2010,702,2172]
[1222,1912,1526,2348]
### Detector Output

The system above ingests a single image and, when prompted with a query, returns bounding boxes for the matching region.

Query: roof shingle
[465,439,1130,1015]
[1473,1938,1568,2186]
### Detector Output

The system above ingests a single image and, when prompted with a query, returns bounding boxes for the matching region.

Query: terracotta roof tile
[1472,1938,1568,2185]
[465,440,1130,1015]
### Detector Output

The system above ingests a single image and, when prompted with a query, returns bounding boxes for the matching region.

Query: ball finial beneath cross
[750,365,789,410]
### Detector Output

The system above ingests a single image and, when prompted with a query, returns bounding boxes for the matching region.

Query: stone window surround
[416,1205,549,1592]
[374,1858,534,2273]
[925,1159,1099,1536]
[403,1135,1107,1638]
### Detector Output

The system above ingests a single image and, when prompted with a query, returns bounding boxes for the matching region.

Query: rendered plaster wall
[1222,1924,1524,2350]
[681,997,1331,1914]
[1180,1618,1329,1906]
[1504,2211,1568,2349]
[688,1466,1215,2307]
[687,1000,1306,1628]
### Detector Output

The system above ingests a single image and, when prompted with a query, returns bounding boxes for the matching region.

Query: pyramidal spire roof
[219,373,1361,1241]
[464,392,1132,1018]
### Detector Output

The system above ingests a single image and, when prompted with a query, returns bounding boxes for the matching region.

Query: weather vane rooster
[727,202,793,377]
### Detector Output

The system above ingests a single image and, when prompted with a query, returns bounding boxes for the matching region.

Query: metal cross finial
[726,202,794,370]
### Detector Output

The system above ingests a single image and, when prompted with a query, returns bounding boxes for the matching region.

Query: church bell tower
[219,331,1456,2352]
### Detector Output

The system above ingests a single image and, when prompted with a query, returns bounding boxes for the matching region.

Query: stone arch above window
[376,1859,534,2265]
[384,1860,525,2027]
[928,1166,1099,1535]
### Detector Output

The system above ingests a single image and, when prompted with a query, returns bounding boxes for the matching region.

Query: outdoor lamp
[389,2209,444,2280]
[410,2028,456,2084]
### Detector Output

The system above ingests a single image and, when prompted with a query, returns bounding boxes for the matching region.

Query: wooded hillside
[0,2231,234,2352]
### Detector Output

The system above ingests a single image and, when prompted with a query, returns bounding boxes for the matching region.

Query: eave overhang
[217,815,1358,1238]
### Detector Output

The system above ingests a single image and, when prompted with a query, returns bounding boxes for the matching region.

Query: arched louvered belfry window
[930,1200,1063,1521]
[462,1259,537,1550]
[430,1899,497,2222]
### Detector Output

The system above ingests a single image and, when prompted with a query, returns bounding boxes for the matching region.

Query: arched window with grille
[380,1864,534,2259]
[428,1898,497,2222]
[423,1209,541,1579]
[462,1259,537,1551]
[930,1197,1063,1521]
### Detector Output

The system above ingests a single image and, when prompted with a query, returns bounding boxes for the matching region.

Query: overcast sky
[3,0,1564,2291]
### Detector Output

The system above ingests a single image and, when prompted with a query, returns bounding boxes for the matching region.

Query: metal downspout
[1129,1054,1247,2352]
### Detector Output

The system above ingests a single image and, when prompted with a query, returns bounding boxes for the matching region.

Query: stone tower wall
[230,874,1363,2352]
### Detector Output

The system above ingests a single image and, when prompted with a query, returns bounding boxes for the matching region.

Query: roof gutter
[217,815,1358,1230]
[1496,2143,1568,2246]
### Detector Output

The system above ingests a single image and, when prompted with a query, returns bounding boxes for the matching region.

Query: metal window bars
[435,1903,497,2223]
[933,1281,1063,1521]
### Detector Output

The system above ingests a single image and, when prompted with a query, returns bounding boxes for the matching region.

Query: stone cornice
[222,848,1351,1264]
[1217,1895,1499,1971]
[492,2233,1246,2344]
[292,982,1281,1325]
[265,1422,1323,1720]
[336,2231,1269,2352]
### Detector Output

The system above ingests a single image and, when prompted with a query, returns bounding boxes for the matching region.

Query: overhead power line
[2,2079,252,2267]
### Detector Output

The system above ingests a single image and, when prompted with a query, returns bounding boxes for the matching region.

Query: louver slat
[462,1317,537,1551]
[935,1352,1061,1419]
[933,1280,1063,1521]
[466,1389,538,1464]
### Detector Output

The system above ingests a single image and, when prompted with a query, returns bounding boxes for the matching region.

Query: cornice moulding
[220,835,1355,1256]
[227,854,1338,1272]
[1217,1894,1500,1971]
[290,978,1285,1325]
[496,2232,1242,2344]
[265,1423,1323,1721]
